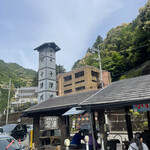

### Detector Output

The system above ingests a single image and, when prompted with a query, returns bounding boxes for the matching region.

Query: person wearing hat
[128,132,149,150]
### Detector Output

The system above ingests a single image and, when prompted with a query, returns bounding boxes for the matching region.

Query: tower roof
[34,42,61,52]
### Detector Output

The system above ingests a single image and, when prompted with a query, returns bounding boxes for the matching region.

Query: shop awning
[62,107,86,116]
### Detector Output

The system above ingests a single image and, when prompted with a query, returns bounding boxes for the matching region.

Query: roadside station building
[22,74,150,150]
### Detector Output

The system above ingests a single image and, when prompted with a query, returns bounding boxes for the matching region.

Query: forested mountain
[0,60,66,87]
[0,60,36,113]
[0,60,66,113]
[73,0,150,81]
[0,60,37,88]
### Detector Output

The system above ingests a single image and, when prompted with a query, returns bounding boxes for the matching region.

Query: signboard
[44,116,58,130]
[132,103,150,112]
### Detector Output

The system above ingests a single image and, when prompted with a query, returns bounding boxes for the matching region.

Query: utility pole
[6,80,11,125]
[92,47,103,88]
[92,47,109,150]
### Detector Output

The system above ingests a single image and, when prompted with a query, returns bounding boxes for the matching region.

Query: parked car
[0,134,25,150]
[26,124,33,132]
[2,124,27,141]
[0,127,3,133]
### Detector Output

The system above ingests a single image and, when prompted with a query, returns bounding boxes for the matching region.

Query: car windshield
[2,124,16,133]
[0,137,20,150]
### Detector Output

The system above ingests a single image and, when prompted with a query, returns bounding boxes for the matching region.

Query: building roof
[23,74,150,117]
[34,42,60,52]
[56,65,109,78]
[23,89,98,116]
[80,74,150,109]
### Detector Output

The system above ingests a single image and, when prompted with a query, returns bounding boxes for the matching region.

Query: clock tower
[34,42,60,103]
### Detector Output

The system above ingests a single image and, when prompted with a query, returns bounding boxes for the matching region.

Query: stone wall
[0,112,33,126]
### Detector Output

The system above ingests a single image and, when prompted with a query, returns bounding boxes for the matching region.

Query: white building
[13,87,38,105]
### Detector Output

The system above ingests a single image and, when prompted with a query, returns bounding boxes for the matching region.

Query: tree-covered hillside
[0,60,37,88]
[73,0,150,81]
[0,60,37,114]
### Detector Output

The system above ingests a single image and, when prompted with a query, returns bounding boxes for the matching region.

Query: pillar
[92,111,97,139]
[147,111,150,130]
[125,109,133,141]
[98,110,108,150]
[33,115,40,148]
[59,116,68,150]
[89,110,96,150]
[66,116,70,137]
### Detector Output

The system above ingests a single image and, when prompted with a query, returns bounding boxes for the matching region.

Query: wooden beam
[33,114,40,148]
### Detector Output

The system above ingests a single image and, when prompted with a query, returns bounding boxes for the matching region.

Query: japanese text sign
[132,103,150,112]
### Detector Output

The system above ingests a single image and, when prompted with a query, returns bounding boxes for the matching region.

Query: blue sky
[0,0,148,72]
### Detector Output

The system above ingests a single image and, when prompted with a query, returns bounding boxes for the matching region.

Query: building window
[75,86,85,91]
[49,94,53,98]
[40,58,44,62]
[40,95,43,101]
[64,89,72,94]
[75,71,84,78]
[64,75,72,82]
[64,84,72,87]
[49,71,53,77]
[75,80,85,84]
[49,82,53,88]
[91,71,99,78]
[40,71,44,77]
[40,82,44,89]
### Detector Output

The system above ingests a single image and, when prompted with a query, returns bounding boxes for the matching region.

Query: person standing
[128,132,149,150]
[70,130,83,146]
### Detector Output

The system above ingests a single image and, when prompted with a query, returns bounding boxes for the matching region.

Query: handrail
[113,134,123,143]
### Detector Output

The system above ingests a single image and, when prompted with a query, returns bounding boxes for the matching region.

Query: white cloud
[0,0,147,71]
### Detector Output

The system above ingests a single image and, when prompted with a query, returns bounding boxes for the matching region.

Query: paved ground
[20,133,30,150]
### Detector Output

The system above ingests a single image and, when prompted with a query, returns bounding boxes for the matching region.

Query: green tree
[93,35,103,49]
[32,72,38,86]
[56,64,66,75]
[72,60,81,70]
